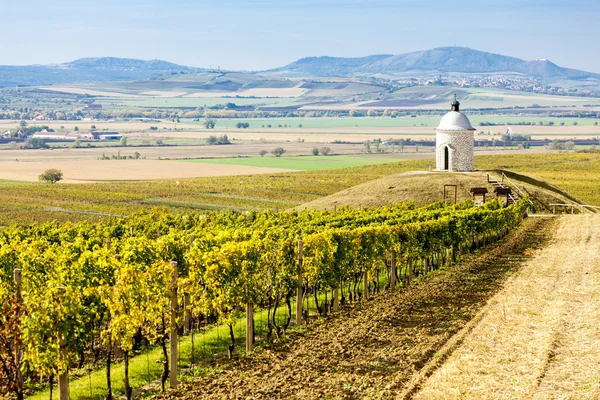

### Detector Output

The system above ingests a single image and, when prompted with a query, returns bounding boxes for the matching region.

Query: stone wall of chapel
[436,131,474,171]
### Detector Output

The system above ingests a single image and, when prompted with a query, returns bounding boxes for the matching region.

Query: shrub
[319,146,332,156]
[271,147,286,157]
[39,169,63,184]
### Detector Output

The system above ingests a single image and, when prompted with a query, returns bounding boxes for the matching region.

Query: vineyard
[0,197,528,399]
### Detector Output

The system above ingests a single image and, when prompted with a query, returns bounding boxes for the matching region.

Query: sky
[3,0,600,72]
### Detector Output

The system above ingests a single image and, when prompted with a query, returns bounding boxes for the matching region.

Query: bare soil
[157,217,555,400]
[0,159,295,183]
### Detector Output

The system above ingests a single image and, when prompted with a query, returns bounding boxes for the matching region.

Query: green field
[182,155,401,170]
[187,115,600,129]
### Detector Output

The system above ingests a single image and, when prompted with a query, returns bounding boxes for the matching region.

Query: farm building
[435,98,475,171]
[94,132,122,141]
[31,131,85,141]
[84,103,103,111]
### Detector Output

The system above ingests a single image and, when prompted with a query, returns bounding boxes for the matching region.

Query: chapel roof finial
[451,94,460,112]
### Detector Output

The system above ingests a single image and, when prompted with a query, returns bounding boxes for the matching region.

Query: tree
[271,147,286,157]
[319,146,331,156]
[204,119,216,129]
[19,120,27,128]
[39,169,63,184]
[120,137,128,147]
[259,149,267,157]
[312,147,319,156]
[551,139,564,150]
[91,125,96,129]
[74,126,79,132]
[23,137,48,149]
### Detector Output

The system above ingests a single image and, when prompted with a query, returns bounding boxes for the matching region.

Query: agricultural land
[2,52,600,400]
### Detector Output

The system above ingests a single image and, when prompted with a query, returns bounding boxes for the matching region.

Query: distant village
[394,75,594,97]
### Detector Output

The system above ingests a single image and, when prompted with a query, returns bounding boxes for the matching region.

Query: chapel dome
[436,111,475,132]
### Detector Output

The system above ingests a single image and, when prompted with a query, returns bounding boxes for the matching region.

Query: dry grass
[414,214,600,400]
[297,171,512,210]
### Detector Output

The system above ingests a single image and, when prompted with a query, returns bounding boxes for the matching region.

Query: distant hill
[267,47,600,81]
[0,57,202,87]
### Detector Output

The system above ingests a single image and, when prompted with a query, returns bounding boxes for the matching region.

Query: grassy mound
[295,170,584,213]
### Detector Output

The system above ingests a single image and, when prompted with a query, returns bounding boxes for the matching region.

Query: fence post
[170,261,178,390]
[295,240,303,325]
[246,302,254,352]
[57,287,69,400]
[13,269,23,394]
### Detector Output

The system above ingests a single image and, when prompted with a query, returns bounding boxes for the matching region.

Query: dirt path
[160,217,554,400]
[414,215,600,400]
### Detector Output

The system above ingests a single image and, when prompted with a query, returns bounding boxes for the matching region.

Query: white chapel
[435,97,475,171]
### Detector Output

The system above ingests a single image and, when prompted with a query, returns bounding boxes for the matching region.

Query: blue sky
[4,0,600,72]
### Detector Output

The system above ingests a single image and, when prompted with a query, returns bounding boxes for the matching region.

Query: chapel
[435,97,475,171]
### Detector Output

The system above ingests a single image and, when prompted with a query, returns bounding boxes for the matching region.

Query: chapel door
[444,146,449,170]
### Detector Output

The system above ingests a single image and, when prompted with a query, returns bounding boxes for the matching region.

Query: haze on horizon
[4,0,600,73]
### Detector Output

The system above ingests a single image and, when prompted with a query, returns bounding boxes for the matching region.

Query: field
[181,155,402,171]
[0,153,599,229]
[32,80,600,110]
[416,214,600,399]
[0,159,296,183]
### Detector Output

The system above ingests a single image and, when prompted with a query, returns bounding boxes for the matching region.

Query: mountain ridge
[1,47,599,87]
[266,47,600,81]
[0,57,202,87]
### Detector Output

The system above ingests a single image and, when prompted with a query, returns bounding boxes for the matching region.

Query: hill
[296,170,585,213]
[267,47,600,81]
[0,57,203,87]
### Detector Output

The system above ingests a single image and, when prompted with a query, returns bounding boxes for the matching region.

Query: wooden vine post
[13,269,23,395]
[363,271,369,300]
[57,286,69,400]
[169,261,178,390]
[389,253,396,290]
[246,302,254,352]
[183,294,191,333]
[295,240,303,325]
[333,285,339,312]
